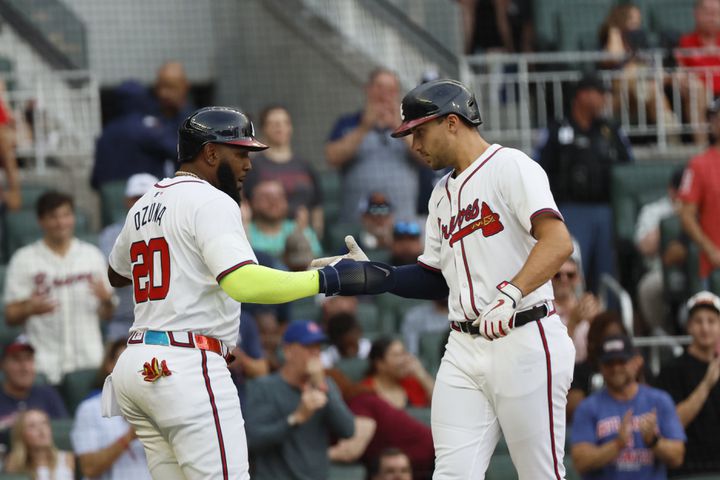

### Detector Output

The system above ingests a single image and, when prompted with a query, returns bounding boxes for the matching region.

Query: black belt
[450,303,552,336]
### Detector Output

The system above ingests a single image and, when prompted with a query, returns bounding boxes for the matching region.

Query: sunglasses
[554,271,577,280]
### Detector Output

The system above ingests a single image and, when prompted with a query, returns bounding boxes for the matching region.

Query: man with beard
[571,335,685,479]
[104,107,364,479]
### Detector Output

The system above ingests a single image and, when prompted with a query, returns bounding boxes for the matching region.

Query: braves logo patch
[446,201,504,246]
[140,357,172,382]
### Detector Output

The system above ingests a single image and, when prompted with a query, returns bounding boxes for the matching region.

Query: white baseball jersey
[108,177,257,347]
[4,239,110,384]
[418,144,561,321]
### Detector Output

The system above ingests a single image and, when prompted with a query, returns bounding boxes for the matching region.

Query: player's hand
[639,408,659,446]
[27,292,58,316]
[294,385,328,424]
[473,282,523,339]
[310,236,369,269]
[702,356,720,389]
[615,409,633,449]
[318,259,395,296]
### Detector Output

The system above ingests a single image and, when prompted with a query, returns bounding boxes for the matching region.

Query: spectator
[571,335,686,478]
[656,291,720,476]
[536,75,633,291]
[326,69,425,222]
[247,180,322,259]
[358,192,396,253]
[567,311,629,421]
[228,311,269,406]
[245,320,354,480]
[370,448,414,480]
[553,252,602,363]
[599,4,682,144]
[321,312,372,368]
[243,105,324,236]
[457,0,534,54]
[389,221,424,267]
[4,409,74,479]
[90,81,175,189]
[71,338,150,480]
[0,86,21,212]
[0,336,68,454]
[679,99,720,284]
[401,297,449,357]
[98,173,158,340]
[635,169,686,334]
[254,307,285,373]
[4,191,116,384]
[152,61,193,129]
[677,0,720,97]
[283,228,314,272]
[362,337,434,409]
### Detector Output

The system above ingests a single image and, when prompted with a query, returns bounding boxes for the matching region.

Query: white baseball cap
[125,173,159,198]
[686,291,720,315]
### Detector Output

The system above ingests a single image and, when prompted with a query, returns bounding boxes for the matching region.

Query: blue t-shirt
[571,385,686,480]
[0,385,69,449]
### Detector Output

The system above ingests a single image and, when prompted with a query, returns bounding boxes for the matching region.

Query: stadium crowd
[0,1,719,479]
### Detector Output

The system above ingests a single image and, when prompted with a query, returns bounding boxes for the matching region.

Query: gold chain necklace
[174,170,202,180]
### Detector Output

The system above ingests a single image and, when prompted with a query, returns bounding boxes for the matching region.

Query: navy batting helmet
[177,106,268,163]
[391,79,482,138]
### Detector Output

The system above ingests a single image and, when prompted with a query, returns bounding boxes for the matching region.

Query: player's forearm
[571,441,623,474]
[512,219,572,296]
[220,265,319,304]
[676,381,711,427]
[651,438,684,468]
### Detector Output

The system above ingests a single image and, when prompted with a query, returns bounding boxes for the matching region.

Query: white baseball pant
[109,343,249,480]
[431,315,575,480]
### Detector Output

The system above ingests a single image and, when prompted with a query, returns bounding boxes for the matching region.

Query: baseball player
[314,79,576,479]
[105,106,395,479]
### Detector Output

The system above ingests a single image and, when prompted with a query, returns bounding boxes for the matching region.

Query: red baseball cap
[2,335,35,358]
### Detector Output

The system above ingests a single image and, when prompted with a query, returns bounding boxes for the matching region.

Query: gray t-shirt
[245,374,355,480]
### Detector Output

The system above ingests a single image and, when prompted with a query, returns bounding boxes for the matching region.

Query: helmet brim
[390,113,440,138]
[224,139,269,152]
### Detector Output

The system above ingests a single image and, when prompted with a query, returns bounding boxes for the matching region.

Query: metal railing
[1,70,100,173]
[462,49,717,153]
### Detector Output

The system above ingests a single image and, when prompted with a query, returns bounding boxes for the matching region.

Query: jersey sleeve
[417,187,443,272]
[194,195,258,282]
[497,151,562,234]
[678,158,702,205]
[4,250,33,303]
[108,221,133,279]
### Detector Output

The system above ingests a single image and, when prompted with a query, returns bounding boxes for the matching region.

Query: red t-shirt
[677,32,720,95]
[347,393,434,477]
[0,100,10,126]
[678,148,720,277]
[361,376,431,407]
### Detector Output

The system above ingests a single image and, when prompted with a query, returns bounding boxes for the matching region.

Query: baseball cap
[125,173,159,198]
[2,335,35,359]
[362,192,393,217]
[686,291,720,316]
[282,320,328,345]
[575,74,609,94]
[393,221,421,237]
[599,335,635,364]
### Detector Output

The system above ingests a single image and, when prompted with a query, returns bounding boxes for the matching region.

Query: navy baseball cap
[599,335,635,364]
[283,321,328,345]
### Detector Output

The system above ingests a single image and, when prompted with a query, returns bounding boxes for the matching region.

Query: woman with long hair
[4,409,74,479]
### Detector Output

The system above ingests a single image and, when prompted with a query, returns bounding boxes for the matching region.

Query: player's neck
[454,134,491,175]
[607,381,638,402]
[43,236,73,256]
[176,163,210,183]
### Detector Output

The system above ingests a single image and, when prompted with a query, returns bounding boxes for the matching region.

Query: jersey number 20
[130,238,170,303]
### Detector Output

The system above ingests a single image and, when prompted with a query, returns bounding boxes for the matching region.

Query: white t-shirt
[418,144,561,322]
[4,239,110,384]
[109,177,257,347]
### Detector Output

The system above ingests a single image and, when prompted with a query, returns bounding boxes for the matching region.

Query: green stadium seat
[4,209,92,260]
[50,417,74,451]
[405,406,431,426]
[357,302,380,335]
[99,180,128,228]
[335,357,369,382]
[533,0,565,50]
[0,473,32,480]
[649,0,695,38]
[486,453,517,480]
[377,294,426,335]
[557,0,613,51]
[320,172,341,228]
[20,184,51,211]
[418,330,447,375]
[495,435,509,455]
[60,369,97,415]
[328,462,366,480]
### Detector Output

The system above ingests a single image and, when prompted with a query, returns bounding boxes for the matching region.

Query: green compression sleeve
[219,264,320,304]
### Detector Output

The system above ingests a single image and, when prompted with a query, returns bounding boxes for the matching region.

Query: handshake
[313,236,396,296]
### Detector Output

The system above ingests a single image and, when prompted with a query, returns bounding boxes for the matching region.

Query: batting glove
[473,281,523,340]
[309,236,369,269]
[318,259,396,296]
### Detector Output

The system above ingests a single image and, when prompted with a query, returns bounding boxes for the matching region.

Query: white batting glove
[309,235,370,269]
[473,281,523,340]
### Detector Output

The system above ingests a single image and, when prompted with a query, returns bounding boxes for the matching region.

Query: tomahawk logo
[446,201,504,246]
